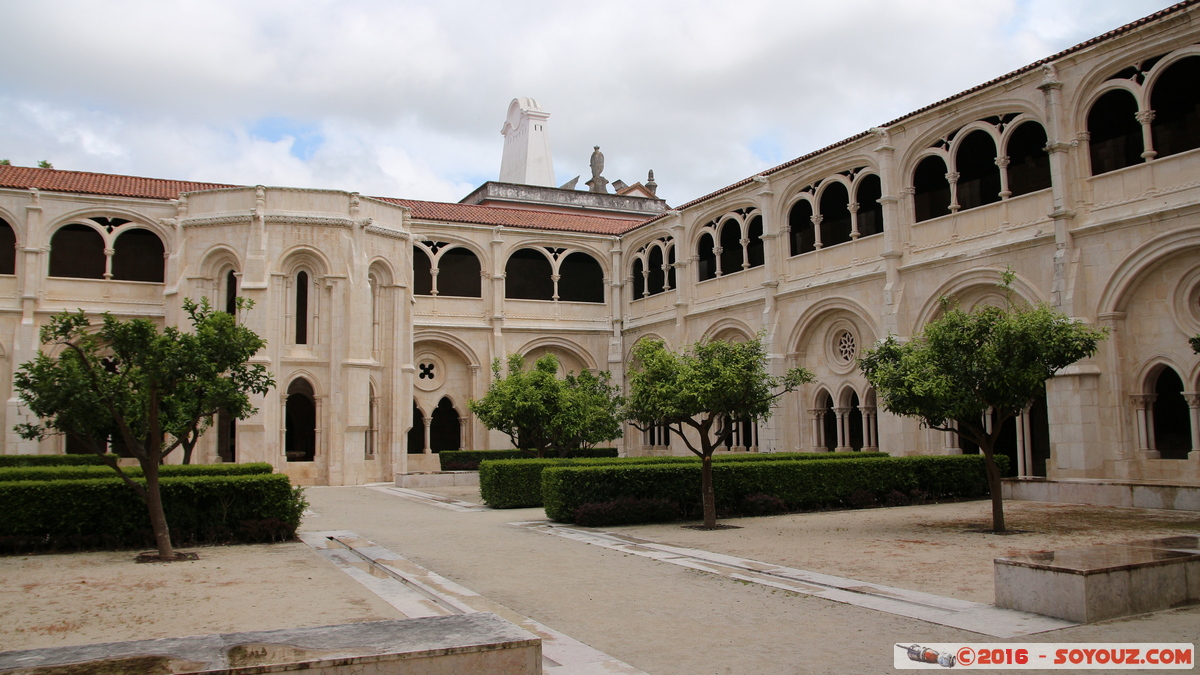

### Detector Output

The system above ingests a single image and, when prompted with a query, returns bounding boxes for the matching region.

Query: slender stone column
[862,406,878,451]
[1131,393,1159,459]
[809,408,824,451]
[423,417,432,456]
[1184,392,1200,460]
[834,406,851,451]
[1135,110,1157,160]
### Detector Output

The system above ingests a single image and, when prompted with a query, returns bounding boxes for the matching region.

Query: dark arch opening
[913,156,951,222]
[285,379,316,462]
[295,270,309,345]
[1153,368,1192,460]
[437,247,482,297]
[647,246,665,295]
[848,392,863,451]
[788,199,815,255]
[666,247,676,289]
[821,392,837,452]
[746,216,765,268]
[718,219,743,275]
[558,251,605,303]
[217,408,236,463]
[1006,122,1052,197]
[430,397,461,453]
[819,183,852,247]
[505,248,554,300]
[1088,89,1142,175]
[1150,56,1200,159]
[955,130,1001,211]
[631,257,645,299]
[49,224,105,279]
[855,175,884,238]
[0,218,15,275]
[408,404,426,453]
[697,233,717,281]
[413,246,433,296]
[224,269,238,314]
[111,229,165,282]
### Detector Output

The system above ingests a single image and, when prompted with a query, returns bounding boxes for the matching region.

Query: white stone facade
[1,4,1199,488]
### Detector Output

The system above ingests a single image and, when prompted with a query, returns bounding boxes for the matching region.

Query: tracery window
[412,242,482,297]
[48,217,165,282]
[696,209,762,280]
[631,237,675,300]
[504,247,605,303]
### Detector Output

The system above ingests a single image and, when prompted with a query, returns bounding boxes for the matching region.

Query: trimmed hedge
[478,452,889,508]
[0,454,117,468]
[0,462,275,483]
[0,473,307,552]
[440,447,618,471]
[542,454,1008,523]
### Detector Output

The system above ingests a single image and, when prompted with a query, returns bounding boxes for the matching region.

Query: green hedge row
[0,474,307,552]
[439,448,619,471]
[478,451,889,508]
[0,454,117,467]
[0,462,275,483]
[542,454,1006,523]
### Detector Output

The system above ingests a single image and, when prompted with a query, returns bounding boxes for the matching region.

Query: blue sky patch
[249,117,324,161]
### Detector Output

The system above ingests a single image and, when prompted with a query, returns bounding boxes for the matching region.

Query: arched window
[821,392,837,452]
[365,384,377,458]
[1153,368,1191,460]
[224,269,238,314]
[647,246,665,295]
[1149,56,1200,159]
[408,404,426,454]
[1005,122,1052,197]
[913,155,951,222]
[0,218,15,275]
[437,247,482,298]
[505,248,554,300]
[848,391,863,451]
[697,233,717,281]
[746,216,765,268]
[49,224,105,279]
[285,378,316,462]
[413,246,433,296]
[217,408,236,463]
[295,271,309,344]
[718,219,743,275]
[558,251,605,303]
[788,200,815,256]
[430,397,461,452]
[819,183,852,247]
[1088,89,1142,175]
[666,246,676,289]
[631,257,645,299]
[955,130,1001,210]
[855,174,884,238]
[111,228,165,282]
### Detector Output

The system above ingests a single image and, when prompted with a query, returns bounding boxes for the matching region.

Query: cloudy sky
[0,1,1175,207]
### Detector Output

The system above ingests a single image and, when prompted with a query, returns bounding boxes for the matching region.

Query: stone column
[423,417,432,456]
[809,408,825,451]
[834,406,851,451]
[810,214,823,249]
[1184,392,1200,461]
[1135,110,1157,160]
[946,171,961,213]
[458,417,468,451]
[862,406,878,451]
[996,156,1012,199]
[944,420,961,455]
[1130,393,1158,459]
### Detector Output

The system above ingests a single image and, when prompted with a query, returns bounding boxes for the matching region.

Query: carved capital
[1135,110,1156,125]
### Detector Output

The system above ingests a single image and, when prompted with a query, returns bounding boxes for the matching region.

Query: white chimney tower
[499,98,556,187]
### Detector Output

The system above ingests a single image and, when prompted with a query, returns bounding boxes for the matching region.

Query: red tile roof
[366,198,650,235]
[0,164,236,200]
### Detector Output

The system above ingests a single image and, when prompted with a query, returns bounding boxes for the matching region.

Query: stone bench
[994,536,1200,623]
[0,613,540,674]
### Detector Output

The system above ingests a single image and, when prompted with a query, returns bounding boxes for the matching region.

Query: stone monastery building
[2,3,1200,494]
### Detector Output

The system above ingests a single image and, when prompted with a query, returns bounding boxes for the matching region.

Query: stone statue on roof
[586,146,609,194]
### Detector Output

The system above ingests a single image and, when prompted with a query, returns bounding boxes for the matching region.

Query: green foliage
[0,454,115,468]
[1191,334,1200,354]
[0,462,273,483]
[0,159,10,166]
[574,497,680,527]
[469,353,624,457]
[37,160,52,169]
[439,448,617,471]
[0,474,307,552]
[542,455,1001,523]
[477,452,888,509]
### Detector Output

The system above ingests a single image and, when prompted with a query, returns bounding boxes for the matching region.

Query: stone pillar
[1185,392,1200,461]
[458,417,468,451]
[996,156,1012,199]
[809,408,825,451]
[946,171,961,213]
[1131,393,1158,459]
[944,420,962,455]
[862,406,878,451]
[1135,110,1157,160]
[423,417,432,456]
[1046,365,1106,476]
[834,406,851,451]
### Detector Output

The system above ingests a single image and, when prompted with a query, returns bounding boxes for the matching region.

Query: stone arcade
[1,4,1200,499]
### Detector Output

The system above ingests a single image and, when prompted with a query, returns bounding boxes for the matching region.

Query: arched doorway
[408,403,426,454]
[285,379,316,462]
[430,397,461,452]
[1153,368,1191,460]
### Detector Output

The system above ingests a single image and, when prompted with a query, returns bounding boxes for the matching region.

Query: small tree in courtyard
[859,274,1106,532]
[13,298,274,558]
[625,335,814,529]
[470,353,624,457]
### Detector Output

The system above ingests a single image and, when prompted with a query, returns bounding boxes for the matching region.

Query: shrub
[574,497,679,527]
[477,451,888,509]
[0,462,274,483]
[0,454,116,468]
[542,455,1002,523]
[440,448,618,471]
[0,474,306,552]
[741,493,788,516]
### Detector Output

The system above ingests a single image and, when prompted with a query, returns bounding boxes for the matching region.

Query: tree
[625,335,813,529]
[37,160,53,169]
[469,353,624,457]
[859,278,1106,532]
[13,298,274,558]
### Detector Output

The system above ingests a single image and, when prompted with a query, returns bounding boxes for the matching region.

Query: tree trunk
[701,452,716,529]
[980,444,1006,533]
[142,460,176,558]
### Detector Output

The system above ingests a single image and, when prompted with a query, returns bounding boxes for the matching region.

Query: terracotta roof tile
[0,165,236,200]
[377,197,650,235]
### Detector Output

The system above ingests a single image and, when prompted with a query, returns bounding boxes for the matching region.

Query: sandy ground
[3,486,1199,674]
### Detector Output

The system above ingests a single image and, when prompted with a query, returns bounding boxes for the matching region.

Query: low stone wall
[395,471,480,488]
[1003,477,1200,511]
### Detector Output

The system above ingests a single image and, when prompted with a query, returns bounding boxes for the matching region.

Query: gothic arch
[913,268,1046,331]
[411,330,481,368]
[516,336,598,373]
[277,245,333,278]
[1097,226,1200,316]
[367,257,397,286]
[700,318,755,343]
[787,296,881,358]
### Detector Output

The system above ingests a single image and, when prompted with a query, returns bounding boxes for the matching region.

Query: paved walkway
[300,486,1200,675]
